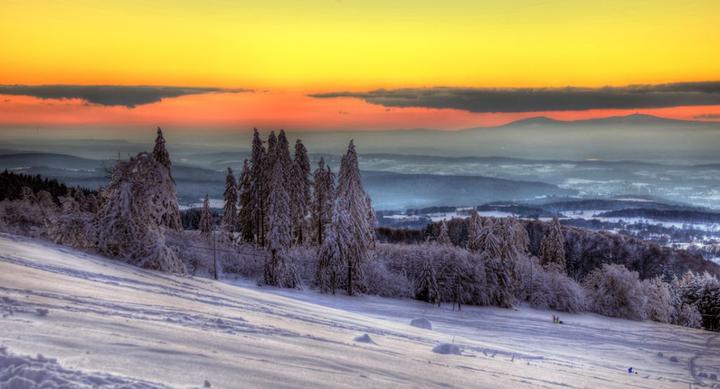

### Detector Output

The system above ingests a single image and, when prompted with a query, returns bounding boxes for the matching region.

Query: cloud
[0,85,249,107]
[310,82,720,113]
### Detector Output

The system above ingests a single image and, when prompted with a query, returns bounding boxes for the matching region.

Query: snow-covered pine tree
[249,129,267,246]
[539,217,566,272]
[199,195,212,236]
[466,211,483,252]
[265,158,297,287]
[221,167,238,235]
[436,220,452,246]
[311,158,335,245]
[237,159,254,242]
[291,139,311,244]
[315,206,343,294]
[335,140,375,295]
[152,127,171,170]
[93,152,185,273]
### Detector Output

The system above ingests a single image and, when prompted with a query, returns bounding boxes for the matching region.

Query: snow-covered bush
[363,257,414,298]
[515,256,586,313]
[0,188,56,238]
[48,196,94,249]
[583,264,647,320]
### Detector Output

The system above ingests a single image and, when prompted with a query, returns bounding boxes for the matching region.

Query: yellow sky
[1,0,719,90]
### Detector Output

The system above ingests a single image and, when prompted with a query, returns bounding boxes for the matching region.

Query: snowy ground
[1,233,718,388]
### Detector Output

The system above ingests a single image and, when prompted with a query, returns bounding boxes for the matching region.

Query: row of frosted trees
[211,129,375,294]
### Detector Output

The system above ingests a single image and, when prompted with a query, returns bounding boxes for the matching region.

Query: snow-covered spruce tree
[249,129,267,246]
[152,127,171,171]
[221,167,238,235]
[264,159,298,288]
[237,159,255,242]
[311,158,335,245]
[315,207,343,294]
[539,217,566,272]
[466,211,486,253]
[436,220,452,246]
[335,140,376,295]
[93,152,185,273]
[199,195,212,236]
[291,139,311,245]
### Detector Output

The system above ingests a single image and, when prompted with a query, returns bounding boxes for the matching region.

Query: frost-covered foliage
[436,221,452,246]
[245,129,267,245]
[291,139,311,244]
[199,195,212,235]
[332,141,376,295]
[363,258,414,298]
[315,215,344,294]
[221,167,238,234]
[373,243,515,308]
[672,272,720,330]
[539,217,566,272]
[514,256,586,313]
[0,188,55,238]
[264,156,298,288]
[584,264,648,320]
[152,127,171,170]
[311,158,335,245]
[48,195,94,248]
[237,159,254,243]
[641,277,676,324]
[93,152,185,273]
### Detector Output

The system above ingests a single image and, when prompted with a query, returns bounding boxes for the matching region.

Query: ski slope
[0,233,718,388]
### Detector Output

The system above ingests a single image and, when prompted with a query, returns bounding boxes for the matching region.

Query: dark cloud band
[310,82,720,113]
[0,85,249,107]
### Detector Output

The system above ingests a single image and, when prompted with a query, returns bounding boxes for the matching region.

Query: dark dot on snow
[669,356,679,362]
[35,308,49,317]
[709,373,717,380]
[698,372,707,378]
[656,352,663,358]
[204,379,211,387]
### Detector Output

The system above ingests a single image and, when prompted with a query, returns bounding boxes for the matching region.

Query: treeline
[0,170,95,204]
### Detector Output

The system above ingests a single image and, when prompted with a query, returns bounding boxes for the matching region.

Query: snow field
[1,233,719,388]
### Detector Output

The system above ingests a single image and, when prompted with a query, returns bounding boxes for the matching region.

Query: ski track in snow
[0,232,719,388]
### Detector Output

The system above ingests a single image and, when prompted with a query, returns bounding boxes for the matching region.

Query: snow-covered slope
[0,233,718,388]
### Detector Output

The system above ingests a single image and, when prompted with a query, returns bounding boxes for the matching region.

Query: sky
[1,0,720,133]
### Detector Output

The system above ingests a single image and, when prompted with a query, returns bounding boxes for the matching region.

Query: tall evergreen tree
[315,204,343,294]
[540,217,566,272]
[152,127,171,170]
[335,140,375,295]
[265,159,295,287]
[237,159,254,242]
[199,195,212,236]
[311,158,335,245]
[249,129,267,246]
[222,167,238,234]
[291,139,311,244]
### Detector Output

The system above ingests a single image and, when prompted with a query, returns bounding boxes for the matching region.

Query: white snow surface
[1,233,719,388]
